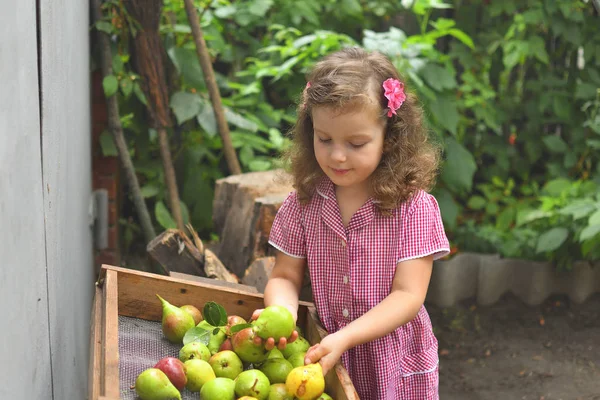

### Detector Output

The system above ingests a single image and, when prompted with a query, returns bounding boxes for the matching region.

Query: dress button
[343,276,348,284]
[341,239,346,247]
[342,309,349,318]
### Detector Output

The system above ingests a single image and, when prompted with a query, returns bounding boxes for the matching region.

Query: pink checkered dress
[269,178,450,399]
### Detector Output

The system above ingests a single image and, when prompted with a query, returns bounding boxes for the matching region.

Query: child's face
[312,104,385,193]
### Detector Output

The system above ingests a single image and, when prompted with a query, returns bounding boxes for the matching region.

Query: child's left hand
[303,332,347,376]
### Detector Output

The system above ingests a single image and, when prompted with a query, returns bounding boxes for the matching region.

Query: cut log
[204,249,239,283]
[146,229,239,283]
[146,229,205,276]
[212,169,294,276]
[242,256,313,302]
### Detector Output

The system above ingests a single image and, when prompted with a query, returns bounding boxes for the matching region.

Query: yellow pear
[285,363,325,400]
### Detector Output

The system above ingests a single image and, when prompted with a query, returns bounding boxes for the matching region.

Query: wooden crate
[89,264,359,400]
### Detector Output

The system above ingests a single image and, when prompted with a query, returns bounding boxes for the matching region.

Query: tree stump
[212,169,294,276]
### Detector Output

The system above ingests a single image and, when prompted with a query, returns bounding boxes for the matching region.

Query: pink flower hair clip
[382,78,406,117]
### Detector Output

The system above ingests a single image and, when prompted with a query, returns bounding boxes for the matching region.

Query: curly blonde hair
[283,47,441,215]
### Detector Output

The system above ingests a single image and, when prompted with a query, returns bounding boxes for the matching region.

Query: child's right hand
[250,308,299,351]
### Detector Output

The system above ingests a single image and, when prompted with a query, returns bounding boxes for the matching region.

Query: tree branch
[91,0,159,254]
[183,0,242,175]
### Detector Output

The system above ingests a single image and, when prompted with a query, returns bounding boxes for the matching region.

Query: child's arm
[305,255,434,374]
[251,251,307,349]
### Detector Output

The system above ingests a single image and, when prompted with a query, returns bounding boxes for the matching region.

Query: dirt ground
[427,293,600,400]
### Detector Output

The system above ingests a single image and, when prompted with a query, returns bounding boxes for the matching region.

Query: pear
[258,357,293,384]
[286,351,307,368]
[281,336,310,358]
[153,357,187,390]
[179,341,211,362]
[209,350,244,380]
[234,369,271,400]
[268,383,294,400]
[197,320,227,354]
[285,363,325,400]
[180,304,203,325]
[266,348,284,359]
[231,327,267,363]
[254,305,295,340]
[156,294,195,344]
[317,393,334,400]
[135,368,181,400]
[200,377,235,400]
[184,359,216,392]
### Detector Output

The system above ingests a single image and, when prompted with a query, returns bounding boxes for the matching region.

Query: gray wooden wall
[0,0,93,398]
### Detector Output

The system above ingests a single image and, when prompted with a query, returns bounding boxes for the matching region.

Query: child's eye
[318,137,330,143]
[350,143,366,148]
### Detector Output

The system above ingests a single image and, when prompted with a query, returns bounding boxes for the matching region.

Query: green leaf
[542,178,571,196]
[203,302,228,327]
[155,201,177,229]
[134,83,147,105]
[441,138,477,193]
[421,64,457,91]
[429,94,460,135]
[224,107,259,132]
[229,323,253,335]
[120,78,133,98]
[433,189,459,230]
[95,21,113,34]
[580,224,600,242]
[249,160,272,171]
[140,184,160,198]
[536,227,569,253]
[99,131,118,156]
[542,135,568,153]
[496,207,516,231]
[467,196,486,210]
[112,55,124,74]
[197,102,217,137]
[248,0,274,17]
[558,200,596,220]
[180,200,190,226]
[589,209,600,226]
[170,91,203,125]
[183,326,211,346]
[102,75,119,97]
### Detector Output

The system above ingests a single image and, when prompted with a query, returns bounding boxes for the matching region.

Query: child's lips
[331,167,350,175]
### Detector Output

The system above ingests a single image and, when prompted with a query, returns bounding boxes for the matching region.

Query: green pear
[258,357,293,384]
[156,294,195,344]
[286,351,307,368]
[317,393,334,400]
[197,320,227,354]
[266,348,284,359]
[135,368,181,400]
[200,377,235,400]
[281,336,310,358]
[234,369,271,400]
[268,383,293,400]
[179,341,211,362]
[254,305,295,340]
[184,359,215,392]
[209,350,244,380]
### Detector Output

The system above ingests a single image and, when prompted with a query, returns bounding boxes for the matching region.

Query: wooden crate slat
[88,285,103,400]
[101,270,120,398]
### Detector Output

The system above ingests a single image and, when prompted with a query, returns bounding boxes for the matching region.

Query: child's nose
[330,145,346,162]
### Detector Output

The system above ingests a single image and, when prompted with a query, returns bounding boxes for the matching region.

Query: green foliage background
[94,0,600,268]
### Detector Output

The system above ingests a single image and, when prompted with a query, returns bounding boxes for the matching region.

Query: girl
[255,47,450,399]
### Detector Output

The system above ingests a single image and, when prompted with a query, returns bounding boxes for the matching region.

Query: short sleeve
[397,191,450,263]
[268,192,306,258]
